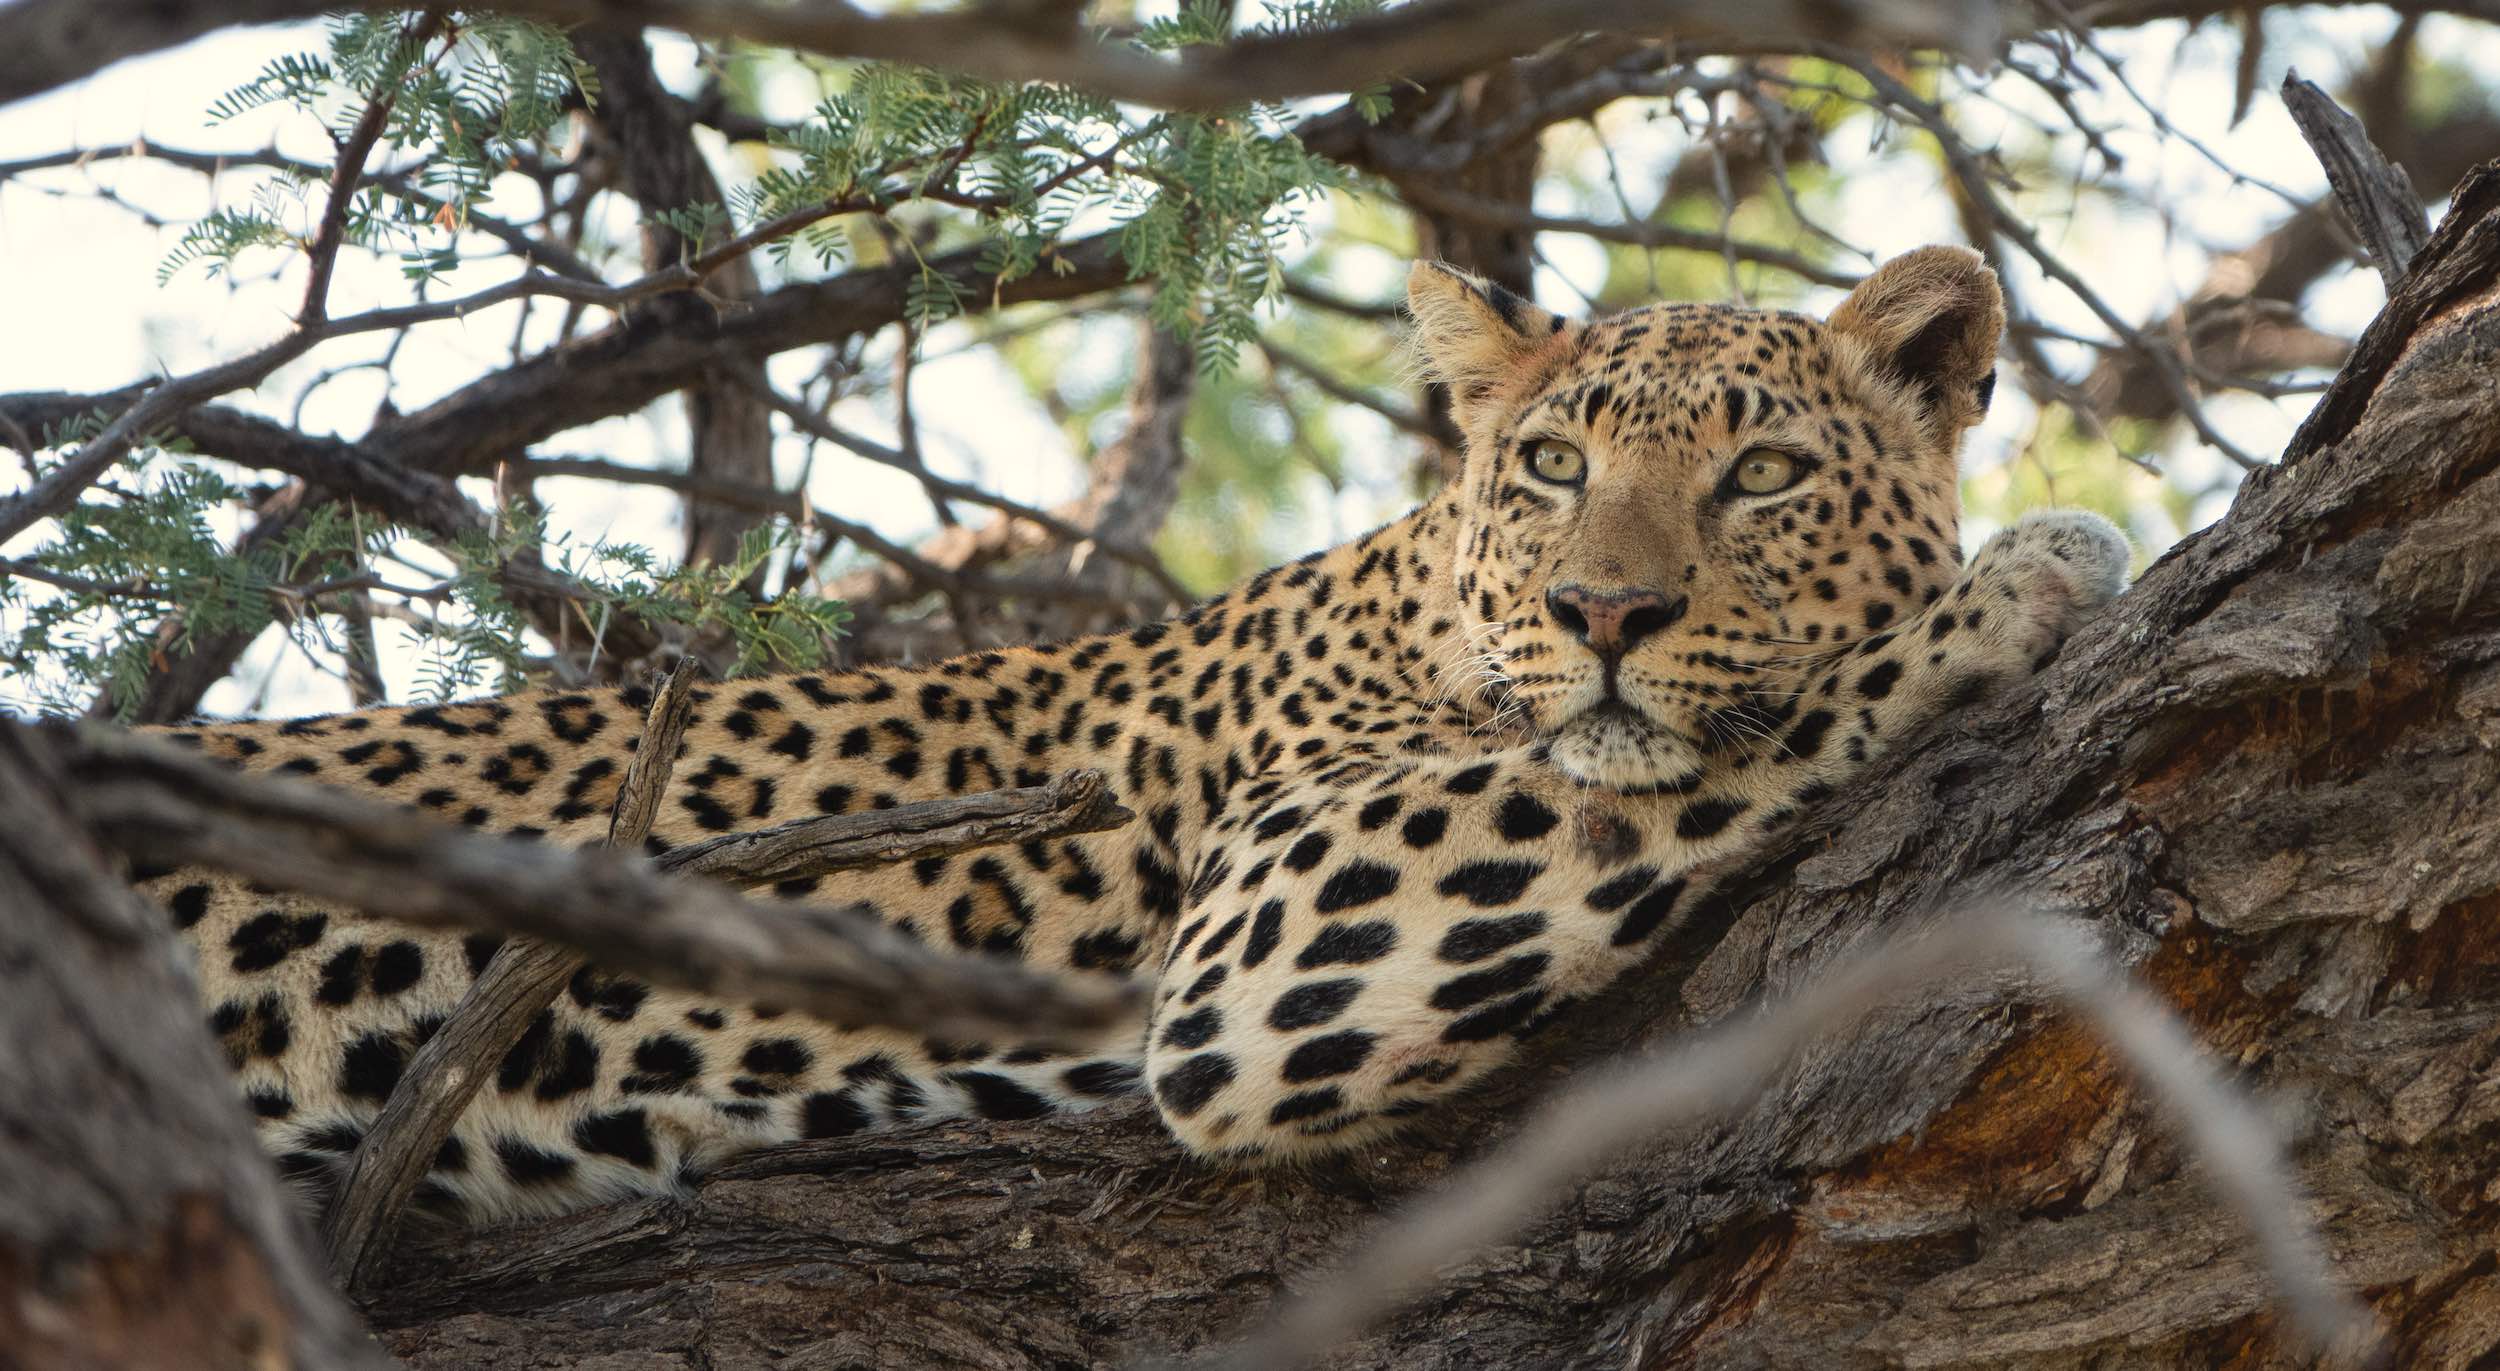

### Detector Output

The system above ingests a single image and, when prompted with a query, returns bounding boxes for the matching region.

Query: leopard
[139,245,2130,1224]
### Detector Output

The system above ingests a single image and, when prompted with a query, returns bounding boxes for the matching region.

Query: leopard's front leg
[1143,511,2130,1161]
[1761,508,2132,806]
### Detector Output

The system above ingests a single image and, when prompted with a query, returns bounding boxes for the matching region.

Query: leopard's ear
[1405,261,1569,407]
[1826,245,2003,436]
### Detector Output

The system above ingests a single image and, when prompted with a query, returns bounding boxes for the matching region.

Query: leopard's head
[1408,246,2004,791]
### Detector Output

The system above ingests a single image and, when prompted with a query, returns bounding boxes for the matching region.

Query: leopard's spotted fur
[145,247,2128,1222]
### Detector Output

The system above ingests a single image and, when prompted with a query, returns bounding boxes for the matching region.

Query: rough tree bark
[0,732,389,1371]
[336,166,2500,1368]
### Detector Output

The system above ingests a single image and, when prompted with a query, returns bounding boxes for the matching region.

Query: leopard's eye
[1729,447,1808,496]
[1525,439,1585,485]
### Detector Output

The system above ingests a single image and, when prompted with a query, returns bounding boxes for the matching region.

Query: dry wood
[355,163,2500,1370]
[664,767,1131,885]
[0,727,393,1371]
[38,719,1146,1042]
[322,660,705,1290]
[2283,71,2431,284]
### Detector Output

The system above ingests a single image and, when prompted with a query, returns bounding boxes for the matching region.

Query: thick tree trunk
[0,732,387,1371]
[339,167,2500,1368]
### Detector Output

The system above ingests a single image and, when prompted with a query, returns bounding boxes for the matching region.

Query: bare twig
[0,554,142,598]
[0,261,712,546]
[321,658,704,1290]
[2281,71,2430,286]
[1393,180,1862,288]
[1281,278,1401,321]
[0,141,604,282]
[1257,338,1433,439]
[1185,907,2377,1371]
[726,371,1194,605]
[1787,48,2267,470]
[41,720,1147,1043]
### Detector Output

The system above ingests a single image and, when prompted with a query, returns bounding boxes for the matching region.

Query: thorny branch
[297,11,450,327]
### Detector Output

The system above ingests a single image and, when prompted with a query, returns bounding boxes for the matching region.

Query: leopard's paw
[1955,509,2132,669]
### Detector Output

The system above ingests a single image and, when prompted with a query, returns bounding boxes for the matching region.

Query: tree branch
[2282,71,2431,286]
[321,659,708,1291]
[1393,179,1864,289]
[38,720,1146,1043]
[0,259,723,546]
[0,0,1998,115]
[298,11,448,326]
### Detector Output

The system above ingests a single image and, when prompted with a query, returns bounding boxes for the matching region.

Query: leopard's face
[1411,250,2004,790]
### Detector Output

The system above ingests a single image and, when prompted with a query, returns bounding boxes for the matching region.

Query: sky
[1,6,2492,717]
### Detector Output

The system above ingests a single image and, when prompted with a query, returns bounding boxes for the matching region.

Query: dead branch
[321,660,706,1291]
[2282,71,2431,285]
[33,720,1145,1043]
[663,767,1131,886]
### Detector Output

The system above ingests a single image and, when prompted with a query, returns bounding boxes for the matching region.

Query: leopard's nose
[1545,585,1687,661]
